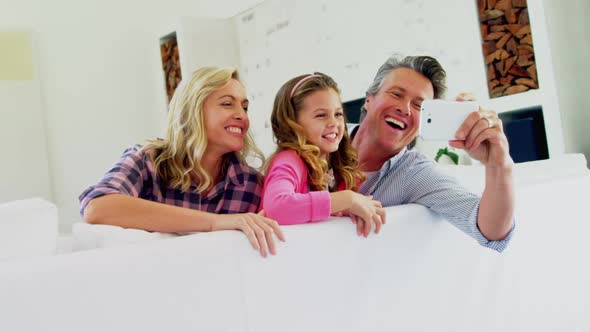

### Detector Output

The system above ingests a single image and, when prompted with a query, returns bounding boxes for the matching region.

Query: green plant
[435,147,459,165]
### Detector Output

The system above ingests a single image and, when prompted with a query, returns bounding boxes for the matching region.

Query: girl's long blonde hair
[269,72,364,191]
[144,67,263,193]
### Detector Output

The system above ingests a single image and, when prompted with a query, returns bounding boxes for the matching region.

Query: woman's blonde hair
[144,67,263,193]
[269,72,365,191]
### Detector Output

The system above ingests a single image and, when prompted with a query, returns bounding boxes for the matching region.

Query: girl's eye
[316,113,326,118]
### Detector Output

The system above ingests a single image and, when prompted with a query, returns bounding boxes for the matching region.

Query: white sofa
[0,198,57,261]
[0,155,589,332]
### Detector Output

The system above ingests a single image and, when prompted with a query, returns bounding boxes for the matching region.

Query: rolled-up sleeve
[405,157,515,252]
[78,145,147,216]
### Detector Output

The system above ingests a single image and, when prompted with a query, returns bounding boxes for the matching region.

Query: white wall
[0,66,53,203]
[177,17,241,77]
[543,0,590,166]
[1,0,264,232]
[2,0,585,232]
[0,16,53,205]
[232,0,565,157]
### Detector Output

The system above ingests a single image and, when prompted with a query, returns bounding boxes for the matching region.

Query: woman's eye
[222,102,232,107]
[336,112,344,117]
[316,114,326,118]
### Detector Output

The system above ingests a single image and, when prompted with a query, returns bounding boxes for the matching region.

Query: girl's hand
[349,193,386,236]
[214,211,286,257]
[332,209,351,217]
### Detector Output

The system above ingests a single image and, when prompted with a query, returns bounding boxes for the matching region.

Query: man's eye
[412,103,421,110]
[243,106,249,112]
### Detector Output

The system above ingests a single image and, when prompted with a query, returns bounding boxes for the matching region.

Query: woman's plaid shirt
[79,145,262,216]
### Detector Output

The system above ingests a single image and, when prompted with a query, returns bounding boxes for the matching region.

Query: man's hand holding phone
[419,93,512,168]
[452,93,512,168]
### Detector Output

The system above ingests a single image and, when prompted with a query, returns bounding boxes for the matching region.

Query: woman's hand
[213,211,286,257]
[348,193,386,236]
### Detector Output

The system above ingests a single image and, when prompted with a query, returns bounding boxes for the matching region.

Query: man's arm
[477,165,514,240]
[450,93,515,241]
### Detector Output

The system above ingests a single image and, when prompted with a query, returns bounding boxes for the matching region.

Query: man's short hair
[358,55,447,124]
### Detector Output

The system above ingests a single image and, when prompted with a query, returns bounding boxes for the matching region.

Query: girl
[79,67,285,257]
[261,72,385,236]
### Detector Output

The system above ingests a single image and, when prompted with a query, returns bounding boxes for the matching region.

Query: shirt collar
[224,152,249,187]
[379,146,407,175]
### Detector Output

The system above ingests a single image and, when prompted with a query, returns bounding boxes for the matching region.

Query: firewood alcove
[160,32,182,105]
[477,0,539,98]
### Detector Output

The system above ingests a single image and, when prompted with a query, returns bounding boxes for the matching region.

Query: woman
[79,67,284,257]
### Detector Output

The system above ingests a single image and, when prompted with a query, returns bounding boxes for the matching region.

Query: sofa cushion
[0,198,57,261]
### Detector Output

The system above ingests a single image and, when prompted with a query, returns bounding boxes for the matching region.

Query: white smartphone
[419,100,479,141]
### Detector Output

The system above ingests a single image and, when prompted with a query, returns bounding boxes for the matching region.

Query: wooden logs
[478,0,539,98]
[160,37,182,103]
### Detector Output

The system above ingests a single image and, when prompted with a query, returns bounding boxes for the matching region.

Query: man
[351,55,514,252]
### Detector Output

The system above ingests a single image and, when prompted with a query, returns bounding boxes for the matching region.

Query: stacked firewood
[161,39,182,103]
[477,0,538,98]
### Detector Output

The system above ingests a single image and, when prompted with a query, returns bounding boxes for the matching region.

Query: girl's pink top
[260,150,334,225]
